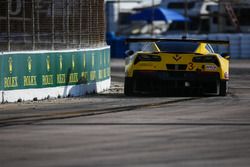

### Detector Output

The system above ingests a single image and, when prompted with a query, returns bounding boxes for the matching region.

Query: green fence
[0,47,110,91]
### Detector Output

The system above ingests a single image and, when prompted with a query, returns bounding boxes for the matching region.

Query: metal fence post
[32,0,35,50]
[62,0,66,44]
[97,0,100,46]
[79,0,82,48]
[51,0,55,50]
[66,0,69,49]
[22,0,26,43]
[7,0,10,52]
[72,0,75,46]
[88,1,91,46]
[36,0,40,43]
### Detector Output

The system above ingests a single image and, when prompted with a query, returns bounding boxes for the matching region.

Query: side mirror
[125,50,134,57]
[221,53,230,60]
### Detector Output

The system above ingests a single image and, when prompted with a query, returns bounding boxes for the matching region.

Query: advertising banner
[0,47,110,91]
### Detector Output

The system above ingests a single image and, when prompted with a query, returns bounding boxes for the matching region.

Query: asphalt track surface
[1,59,250,167]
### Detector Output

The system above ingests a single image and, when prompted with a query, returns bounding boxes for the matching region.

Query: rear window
[156,41,199,53]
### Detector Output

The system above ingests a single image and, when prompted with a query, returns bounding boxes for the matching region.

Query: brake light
[134,54,161,65]
[192,56,220,67]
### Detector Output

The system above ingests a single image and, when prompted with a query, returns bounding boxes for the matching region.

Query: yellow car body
[125,38,230,96]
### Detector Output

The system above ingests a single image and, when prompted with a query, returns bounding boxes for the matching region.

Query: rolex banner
[0,47,110,91]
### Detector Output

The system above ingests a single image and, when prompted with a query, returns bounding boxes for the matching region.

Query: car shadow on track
[97,92,212,99]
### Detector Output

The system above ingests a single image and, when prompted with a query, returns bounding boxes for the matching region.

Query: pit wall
[0,46,110,103]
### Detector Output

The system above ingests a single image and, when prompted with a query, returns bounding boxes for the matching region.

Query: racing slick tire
[219,80,228,96]
[124,77,134,96]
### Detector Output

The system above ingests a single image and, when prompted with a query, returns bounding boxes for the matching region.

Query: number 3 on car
[188,62,194,70]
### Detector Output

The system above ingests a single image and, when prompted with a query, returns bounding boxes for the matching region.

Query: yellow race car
[124,38,230,96]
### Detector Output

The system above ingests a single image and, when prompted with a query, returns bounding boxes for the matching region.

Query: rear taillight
[192,56,220,67]
[134,54,161,65]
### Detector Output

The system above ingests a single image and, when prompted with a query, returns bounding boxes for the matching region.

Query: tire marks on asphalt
[0,97,199,128]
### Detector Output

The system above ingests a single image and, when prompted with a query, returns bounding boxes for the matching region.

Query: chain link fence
[0,0,106,52]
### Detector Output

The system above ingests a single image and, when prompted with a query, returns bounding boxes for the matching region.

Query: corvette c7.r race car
[124,38,230,96]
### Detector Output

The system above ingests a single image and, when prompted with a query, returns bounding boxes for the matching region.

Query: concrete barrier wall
[0,46,111,102]
[129,34,250,59]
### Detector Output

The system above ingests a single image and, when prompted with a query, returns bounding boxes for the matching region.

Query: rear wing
[125,38,230,45]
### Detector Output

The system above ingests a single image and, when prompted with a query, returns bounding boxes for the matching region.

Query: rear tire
[219,80,228,96]
[124,77,134,96]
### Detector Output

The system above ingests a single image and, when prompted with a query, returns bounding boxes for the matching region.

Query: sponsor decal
[72,55,75,70]
[205,65,217,71]
[8,57,13,74]
[46,56,50,72]
[224,72,229,79]
[4,77,18,88]
[59,55,63,71]
[23,76,37,86]
[27,56,32,72]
